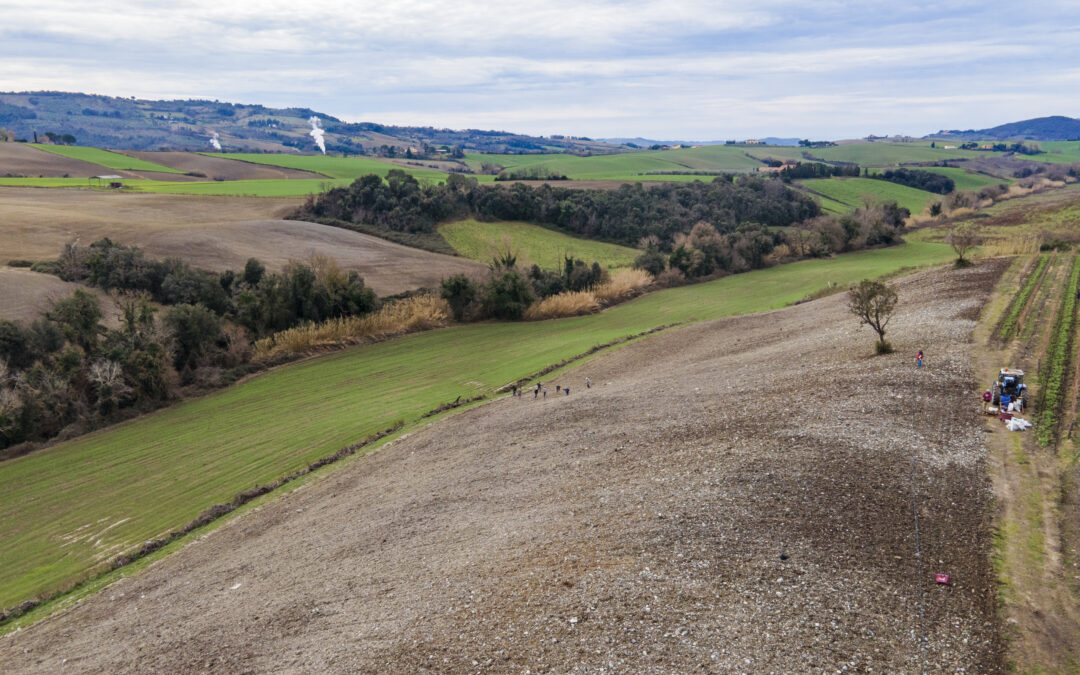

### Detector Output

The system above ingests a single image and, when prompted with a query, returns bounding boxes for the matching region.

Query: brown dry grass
[523,291,600,320]
[522,270,654,321]
[592,268,652,304]
[0,268,120,326]
[253,295,452,360]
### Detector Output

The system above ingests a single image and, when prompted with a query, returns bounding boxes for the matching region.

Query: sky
[1,1,1079,141]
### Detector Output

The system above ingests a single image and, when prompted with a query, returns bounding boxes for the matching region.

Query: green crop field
[439,220,640,270]
[747,142,999,166]
[799,177,938,214]
[0,233,953,611]
[466,145,764,181]
[208,153,450,183]
[29,145,183,173]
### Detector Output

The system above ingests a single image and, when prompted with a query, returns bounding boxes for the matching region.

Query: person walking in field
[534,384,539,399]
[586,377,591,389]
[542,387,547,398]
[565,386,570,396]
[916,350,923,368]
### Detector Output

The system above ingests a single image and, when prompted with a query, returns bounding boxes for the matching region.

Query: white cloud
[0,1,1078,138]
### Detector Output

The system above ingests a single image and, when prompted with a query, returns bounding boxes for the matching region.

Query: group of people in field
[509,376,591,400]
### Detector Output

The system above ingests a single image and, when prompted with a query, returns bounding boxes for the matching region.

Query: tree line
[872,168,955,194]
[294,170,822,249]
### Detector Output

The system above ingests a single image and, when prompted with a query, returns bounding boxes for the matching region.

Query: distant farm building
[745,139,761,145]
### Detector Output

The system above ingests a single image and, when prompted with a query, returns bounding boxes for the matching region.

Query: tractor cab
[992,368,1027,408]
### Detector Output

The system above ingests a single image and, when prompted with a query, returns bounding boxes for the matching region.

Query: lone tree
[848,279,898,354]
[945,223,982,267]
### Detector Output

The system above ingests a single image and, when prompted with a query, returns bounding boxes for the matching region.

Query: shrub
[875,340,894,355]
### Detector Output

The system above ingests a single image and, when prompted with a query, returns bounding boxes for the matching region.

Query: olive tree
[848,279,898,354]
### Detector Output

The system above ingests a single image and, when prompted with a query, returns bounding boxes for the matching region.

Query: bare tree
[848,279,899,354]
[945,223,982,266]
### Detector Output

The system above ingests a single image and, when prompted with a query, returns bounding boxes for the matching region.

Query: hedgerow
[1036,255,1080,445]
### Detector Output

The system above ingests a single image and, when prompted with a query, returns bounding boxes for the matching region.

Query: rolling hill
[933,115,1080,141]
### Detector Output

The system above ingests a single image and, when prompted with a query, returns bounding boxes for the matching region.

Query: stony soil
[0,261,1006,673]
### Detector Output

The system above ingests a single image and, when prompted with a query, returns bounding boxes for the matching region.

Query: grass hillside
[0,234,954,610]
[917,166,1008,192]
[1028,140,1080,164]
[29,145,183,173]
[439,220,640,270]
[748,142,996,166]
[799,177,937,214]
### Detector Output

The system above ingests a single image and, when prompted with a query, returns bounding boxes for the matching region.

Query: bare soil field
[0,144,125,178]
[0,268,119,325]
[0,188,484,296]
[0,261,1005,673]
[125,152,325,181]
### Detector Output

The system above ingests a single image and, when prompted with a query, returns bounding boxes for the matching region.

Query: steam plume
[209,131,222,151]
[309,116,326,154]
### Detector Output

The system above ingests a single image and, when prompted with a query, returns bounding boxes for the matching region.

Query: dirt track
[0,262,1005,673]
[0,188,485,296]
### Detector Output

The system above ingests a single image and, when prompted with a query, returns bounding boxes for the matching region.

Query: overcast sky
[2,1,1078,140]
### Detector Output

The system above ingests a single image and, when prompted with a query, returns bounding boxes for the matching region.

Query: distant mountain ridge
[931,115,1080,141]
[0,91,626,154]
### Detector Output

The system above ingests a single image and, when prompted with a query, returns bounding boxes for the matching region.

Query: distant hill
[932,115,1080,141]
[0,91,628,154]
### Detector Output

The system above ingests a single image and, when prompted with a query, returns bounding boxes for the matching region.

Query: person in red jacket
[916,350,923,368]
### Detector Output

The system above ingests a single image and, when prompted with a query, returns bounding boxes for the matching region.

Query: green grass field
[0,234,954,610]
[29,145,183,174]
[466,145,764,181]
[917,166,1009,192]
[439,220,640,270]
[747,142,1002,166]
[1027,140,1080,164]
[799,177,938,214]
[208,153,450,183]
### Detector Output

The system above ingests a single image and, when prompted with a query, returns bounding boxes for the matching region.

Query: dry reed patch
[523,291,600,321]
[253,295,451,360]
[592,268,653,305]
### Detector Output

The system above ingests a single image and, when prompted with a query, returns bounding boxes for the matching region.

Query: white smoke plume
[309,116,326,154]
[209,131,222,151]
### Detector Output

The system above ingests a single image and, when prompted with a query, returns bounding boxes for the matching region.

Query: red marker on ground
[935,573,951,585]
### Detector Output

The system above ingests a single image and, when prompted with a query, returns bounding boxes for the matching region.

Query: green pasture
[917,166,1009,192]
[1027,140,1080,164]
[438,220,639,270]
[747,142,997,166]
[29,144,183,174]
[465,145,764,181]
[0,234,954,610]
[799,177,937,214]
[208,153,449,183]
